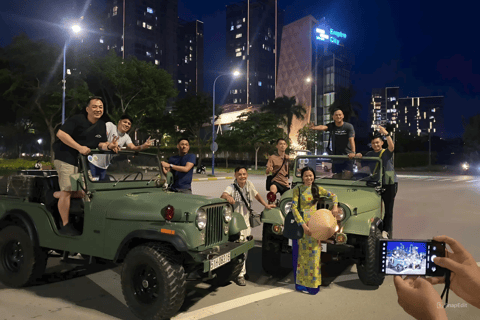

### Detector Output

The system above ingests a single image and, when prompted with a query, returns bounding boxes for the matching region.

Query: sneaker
[59,223,81,236]
[382,231,389,239]
[234,276,246,286]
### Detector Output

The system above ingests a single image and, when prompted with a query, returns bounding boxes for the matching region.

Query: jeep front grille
[205,205,224,247]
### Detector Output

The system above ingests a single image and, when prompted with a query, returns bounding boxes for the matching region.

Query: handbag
[233,183,262,228]
[283,190,304,239]
[266,156,287,191]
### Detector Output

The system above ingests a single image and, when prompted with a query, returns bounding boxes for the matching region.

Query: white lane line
[466,179,480,183]
[86,269,127,306]
[172,287,293,320]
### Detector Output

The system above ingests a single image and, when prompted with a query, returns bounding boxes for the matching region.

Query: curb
[192,176,233,182]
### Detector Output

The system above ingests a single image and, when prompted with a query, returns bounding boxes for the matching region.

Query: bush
[0,159,53,176]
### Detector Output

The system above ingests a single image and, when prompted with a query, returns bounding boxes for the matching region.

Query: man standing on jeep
[221,167,275,286]
[53,96,114,235]
[266,138,290,195]
[161,138,196,194]
[309,108,357,176]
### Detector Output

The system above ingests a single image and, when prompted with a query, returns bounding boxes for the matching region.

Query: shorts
[54,159,78,191]
[332,160,353,174]
[271,181,290,195]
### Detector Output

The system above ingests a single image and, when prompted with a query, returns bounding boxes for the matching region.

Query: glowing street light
[62,24,82,124]
[211,70,241,175]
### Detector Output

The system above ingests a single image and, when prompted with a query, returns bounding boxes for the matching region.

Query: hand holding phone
[378,239,446,276]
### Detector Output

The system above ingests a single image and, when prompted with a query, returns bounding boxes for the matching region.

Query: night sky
[1,0,478,138]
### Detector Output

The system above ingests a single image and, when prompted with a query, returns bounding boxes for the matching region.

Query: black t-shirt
[54,114,107,166]
[327,122,355,155]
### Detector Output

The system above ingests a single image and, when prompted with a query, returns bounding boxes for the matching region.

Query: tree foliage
[261,95,306,138]
[223,111,285,169]
[0,34,91,161]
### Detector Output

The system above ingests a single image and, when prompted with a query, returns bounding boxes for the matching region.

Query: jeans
[382,182,398,235]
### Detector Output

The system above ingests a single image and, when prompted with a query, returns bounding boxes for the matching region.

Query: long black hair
[300,166,321,205]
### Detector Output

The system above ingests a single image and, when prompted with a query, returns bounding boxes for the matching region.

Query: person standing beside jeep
[221,166,275,286]
[266,138,290,196]
[161,138,196,194]
[53,96,113,235]
[356,125,397,239]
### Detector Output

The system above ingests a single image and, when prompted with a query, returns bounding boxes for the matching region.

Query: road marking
[193,177,233,182]
[466,179,480,183]
[86,269,127,306]
[173,287,293,320]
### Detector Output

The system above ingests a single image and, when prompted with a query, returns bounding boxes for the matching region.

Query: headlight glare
[223,205,233,222]
[282,201,293,214]
[196,208,207,230]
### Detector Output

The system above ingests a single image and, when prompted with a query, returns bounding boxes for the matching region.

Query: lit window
[147,24,152,30]
[235,48,241,52]
[147,7,154,14]
[120,46,124,51]
[113,6,118,16]
[155,60,159,65]
[233,89,238,94]
[178,80,182,83]
[146,51,152,57]
[243,17,245,22]
[258,81,262,86]
[67,69,71,75]
[99,38,104,43]
[233,99,238,103]
[243,55,245,60]
[237,24,242,29]
[230,25,234,31]
[236,52,242,57]
[143,22,146,28]
[431,108,435,112]
[236,33,242,38]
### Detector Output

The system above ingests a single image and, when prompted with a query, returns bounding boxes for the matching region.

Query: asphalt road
[1,173,480,320]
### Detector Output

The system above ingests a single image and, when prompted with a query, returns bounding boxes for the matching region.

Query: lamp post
[212,70,240,176]
[62,24,82,124]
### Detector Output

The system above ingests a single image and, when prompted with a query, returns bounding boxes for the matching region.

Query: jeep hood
[104,191,226,221]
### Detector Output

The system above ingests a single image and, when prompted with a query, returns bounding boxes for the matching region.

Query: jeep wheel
[209,254,245,287]
[262,223,290,276]
[0,225,47,287]
[356,229,385,286]
[121,244,186,320]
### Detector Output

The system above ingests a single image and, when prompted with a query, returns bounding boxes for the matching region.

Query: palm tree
[262,95,307,138]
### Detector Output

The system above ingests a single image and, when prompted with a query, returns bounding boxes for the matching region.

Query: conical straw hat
[308,209,337,241]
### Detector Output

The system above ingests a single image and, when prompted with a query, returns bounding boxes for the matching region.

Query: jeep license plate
[210,252,231,271]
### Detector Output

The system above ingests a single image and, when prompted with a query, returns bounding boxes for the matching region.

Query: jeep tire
[121,244,186,320]
[262,223,290,276]
[0,225,47,287]
[209,254,245,287]
[356,229,385,286]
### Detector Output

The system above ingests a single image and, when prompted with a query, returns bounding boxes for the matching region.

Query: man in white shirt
[221,166,275,286]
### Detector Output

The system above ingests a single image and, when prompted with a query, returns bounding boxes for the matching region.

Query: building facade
[276,15,353,148]
[370,87,400,129]
[177,19,204,98]
[225,0,283,105]
[397,96,445,137]
[105,0,178,82]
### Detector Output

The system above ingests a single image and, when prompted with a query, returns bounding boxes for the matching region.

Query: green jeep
[0,150,254,319]
[261,154,386,286]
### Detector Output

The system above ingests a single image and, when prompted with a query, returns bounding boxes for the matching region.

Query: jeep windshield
[85,150,165,185]
[294,155,382,182]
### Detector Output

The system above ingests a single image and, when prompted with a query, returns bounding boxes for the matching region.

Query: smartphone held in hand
[378,239,446,276]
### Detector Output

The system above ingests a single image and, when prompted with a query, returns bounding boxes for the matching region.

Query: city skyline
[0,0,478,137]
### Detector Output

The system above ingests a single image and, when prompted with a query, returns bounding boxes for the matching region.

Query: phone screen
[379,239,446,276]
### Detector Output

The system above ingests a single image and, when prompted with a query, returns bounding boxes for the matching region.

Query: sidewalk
[192,171,234,181]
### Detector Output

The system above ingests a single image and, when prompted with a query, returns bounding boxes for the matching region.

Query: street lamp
[211,70,241,176]
[62,24,82,124]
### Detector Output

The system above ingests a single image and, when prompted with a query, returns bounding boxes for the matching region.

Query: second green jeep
[0,150,254,319]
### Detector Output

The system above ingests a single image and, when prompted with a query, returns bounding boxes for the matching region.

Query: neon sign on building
[315,27,346,46]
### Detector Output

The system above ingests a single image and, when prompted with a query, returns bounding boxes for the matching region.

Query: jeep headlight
[223,205,233,222]
[282,200,293,214]
[196,208,207,230]
[335,206,345,221]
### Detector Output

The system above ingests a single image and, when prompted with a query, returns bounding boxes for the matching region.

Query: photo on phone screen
[378,239,446,276]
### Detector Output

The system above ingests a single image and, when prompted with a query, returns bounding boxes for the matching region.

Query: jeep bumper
[201,238,255,273]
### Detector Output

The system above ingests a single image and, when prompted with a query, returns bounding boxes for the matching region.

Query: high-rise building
[370,87,400,129]
[276,15,353,148]
[225,0,284,105]
[397,96,445,137]
[177,19,204,98]
[105,0,178,81]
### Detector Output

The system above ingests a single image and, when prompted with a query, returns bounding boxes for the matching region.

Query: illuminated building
[370,87,400,128]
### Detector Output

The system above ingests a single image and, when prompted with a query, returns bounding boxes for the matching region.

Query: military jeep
[0,150,254,319]
[261,154,386,286]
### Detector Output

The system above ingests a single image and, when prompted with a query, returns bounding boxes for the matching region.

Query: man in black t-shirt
[309,108,357,176]
[53,96,115,235]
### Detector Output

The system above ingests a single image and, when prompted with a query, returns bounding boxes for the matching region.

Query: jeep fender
[0,210,40,246]
[229,211,247,235]
[261,208,284,225]
[114,230,189,262]
[369,217,383,236]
